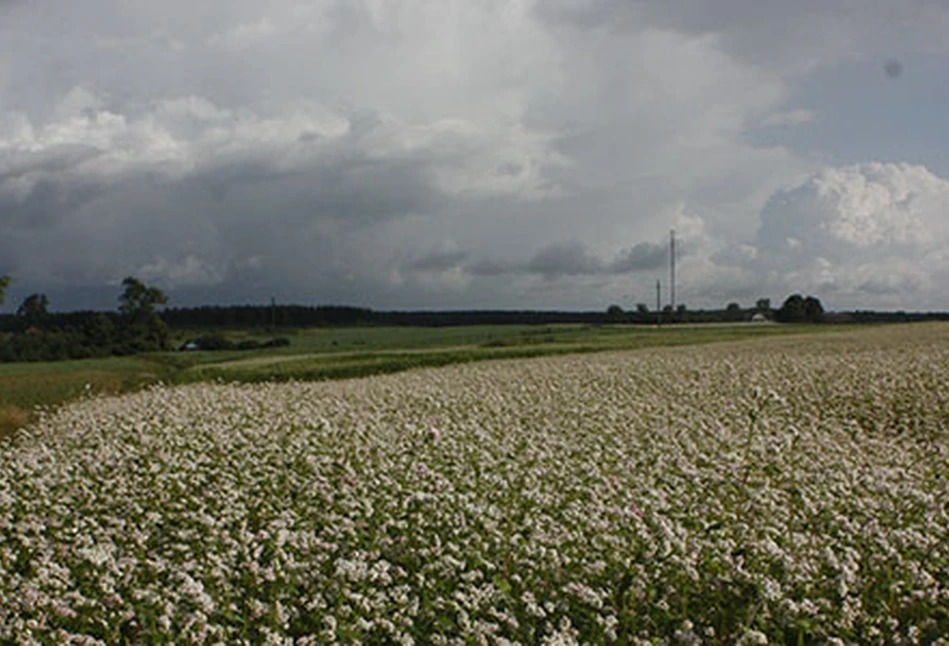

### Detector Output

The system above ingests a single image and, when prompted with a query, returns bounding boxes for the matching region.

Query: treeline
[161,305,374,328]
[155,294,818,327]
[0,277,169,362]
[161,305,609,328]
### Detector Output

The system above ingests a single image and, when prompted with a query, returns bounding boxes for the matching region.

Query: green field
[0,322,847,440]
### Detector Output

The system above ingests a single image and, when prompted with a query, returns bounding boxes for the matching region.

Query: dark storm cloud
[405,249,469,271]
[525,241,605,278]
[608,242,667,273]
[467,259,515,277]
[192,156,441,224]
[0,178,103,231]
[481,239,668,279]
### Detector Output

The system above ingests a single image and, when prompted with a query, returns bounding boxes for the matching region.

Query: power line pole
[670,229,676,311]
[656,279,661,327]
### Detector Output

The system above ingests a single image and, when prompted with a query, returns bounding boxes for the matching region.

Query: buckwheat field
[2,325,948,644]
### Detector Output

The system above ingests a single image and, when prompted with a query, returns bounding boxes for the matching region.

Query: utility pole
[656,279,661,327]
[670,229,676,312]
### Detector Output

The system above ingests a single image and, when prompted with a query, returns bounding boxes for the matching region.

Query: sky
[2,0,949,312]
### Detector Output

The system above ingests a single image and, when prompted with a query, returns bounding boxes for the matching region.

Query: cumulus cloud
[752,163,949,308]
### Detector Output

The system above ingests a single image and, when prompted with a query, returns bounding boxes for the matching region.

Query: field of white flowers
[1,324,948,644]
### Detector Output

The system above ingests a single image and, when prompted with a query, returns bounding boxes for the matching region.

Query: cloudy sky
[2,0,949,312]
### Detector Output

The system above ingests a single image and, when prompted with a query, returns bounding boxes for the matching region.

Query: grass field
[178,323,833,383]
[0,356,175,440]
[0,323,838,440]
[1,323,947,642]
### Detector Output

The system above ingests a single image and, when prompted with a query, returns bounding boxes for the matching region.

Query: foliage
[17,293,49,329]
[118,276,170,351]
[0,278,173,361]
[776,294,824,323]
[804,295,824,322]
[1,325,948,642]
[118,276,168,319]
[724,301,744,322]
[0,275,9,307]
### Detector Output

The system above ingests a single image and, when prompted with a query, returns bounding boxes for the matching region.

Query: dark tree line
[0,277,170,362]
[161,304,374,328]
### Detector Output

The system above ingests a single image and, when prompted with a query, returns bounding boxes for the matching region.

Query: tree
[606,304,625,322]
[725,301,743,321]
[17,293,49,329]
[118,277,169,350]
[636,303,649,315]
[119,277,168,320]
[803,296,824,323]
[776,294,823,323]
[84,313,116,349]
[0,275,10,307]
[776,294,805,322]
[755,298,771,312]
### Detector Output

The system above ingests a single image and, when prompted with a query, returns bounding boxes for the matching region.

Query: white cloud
[753,162,949,308]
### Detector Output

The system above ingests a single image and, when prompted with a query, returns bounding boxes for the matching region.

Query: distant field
[174,323,844,383]
[1,322,848,439]
[2,324,947,642]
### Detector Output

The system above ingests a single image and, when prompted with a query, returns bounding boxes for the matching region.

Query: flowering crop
[1,325,948,644]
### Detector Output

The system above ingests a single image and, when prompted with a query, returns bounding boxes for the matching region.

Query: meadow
[1,323,947,643]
